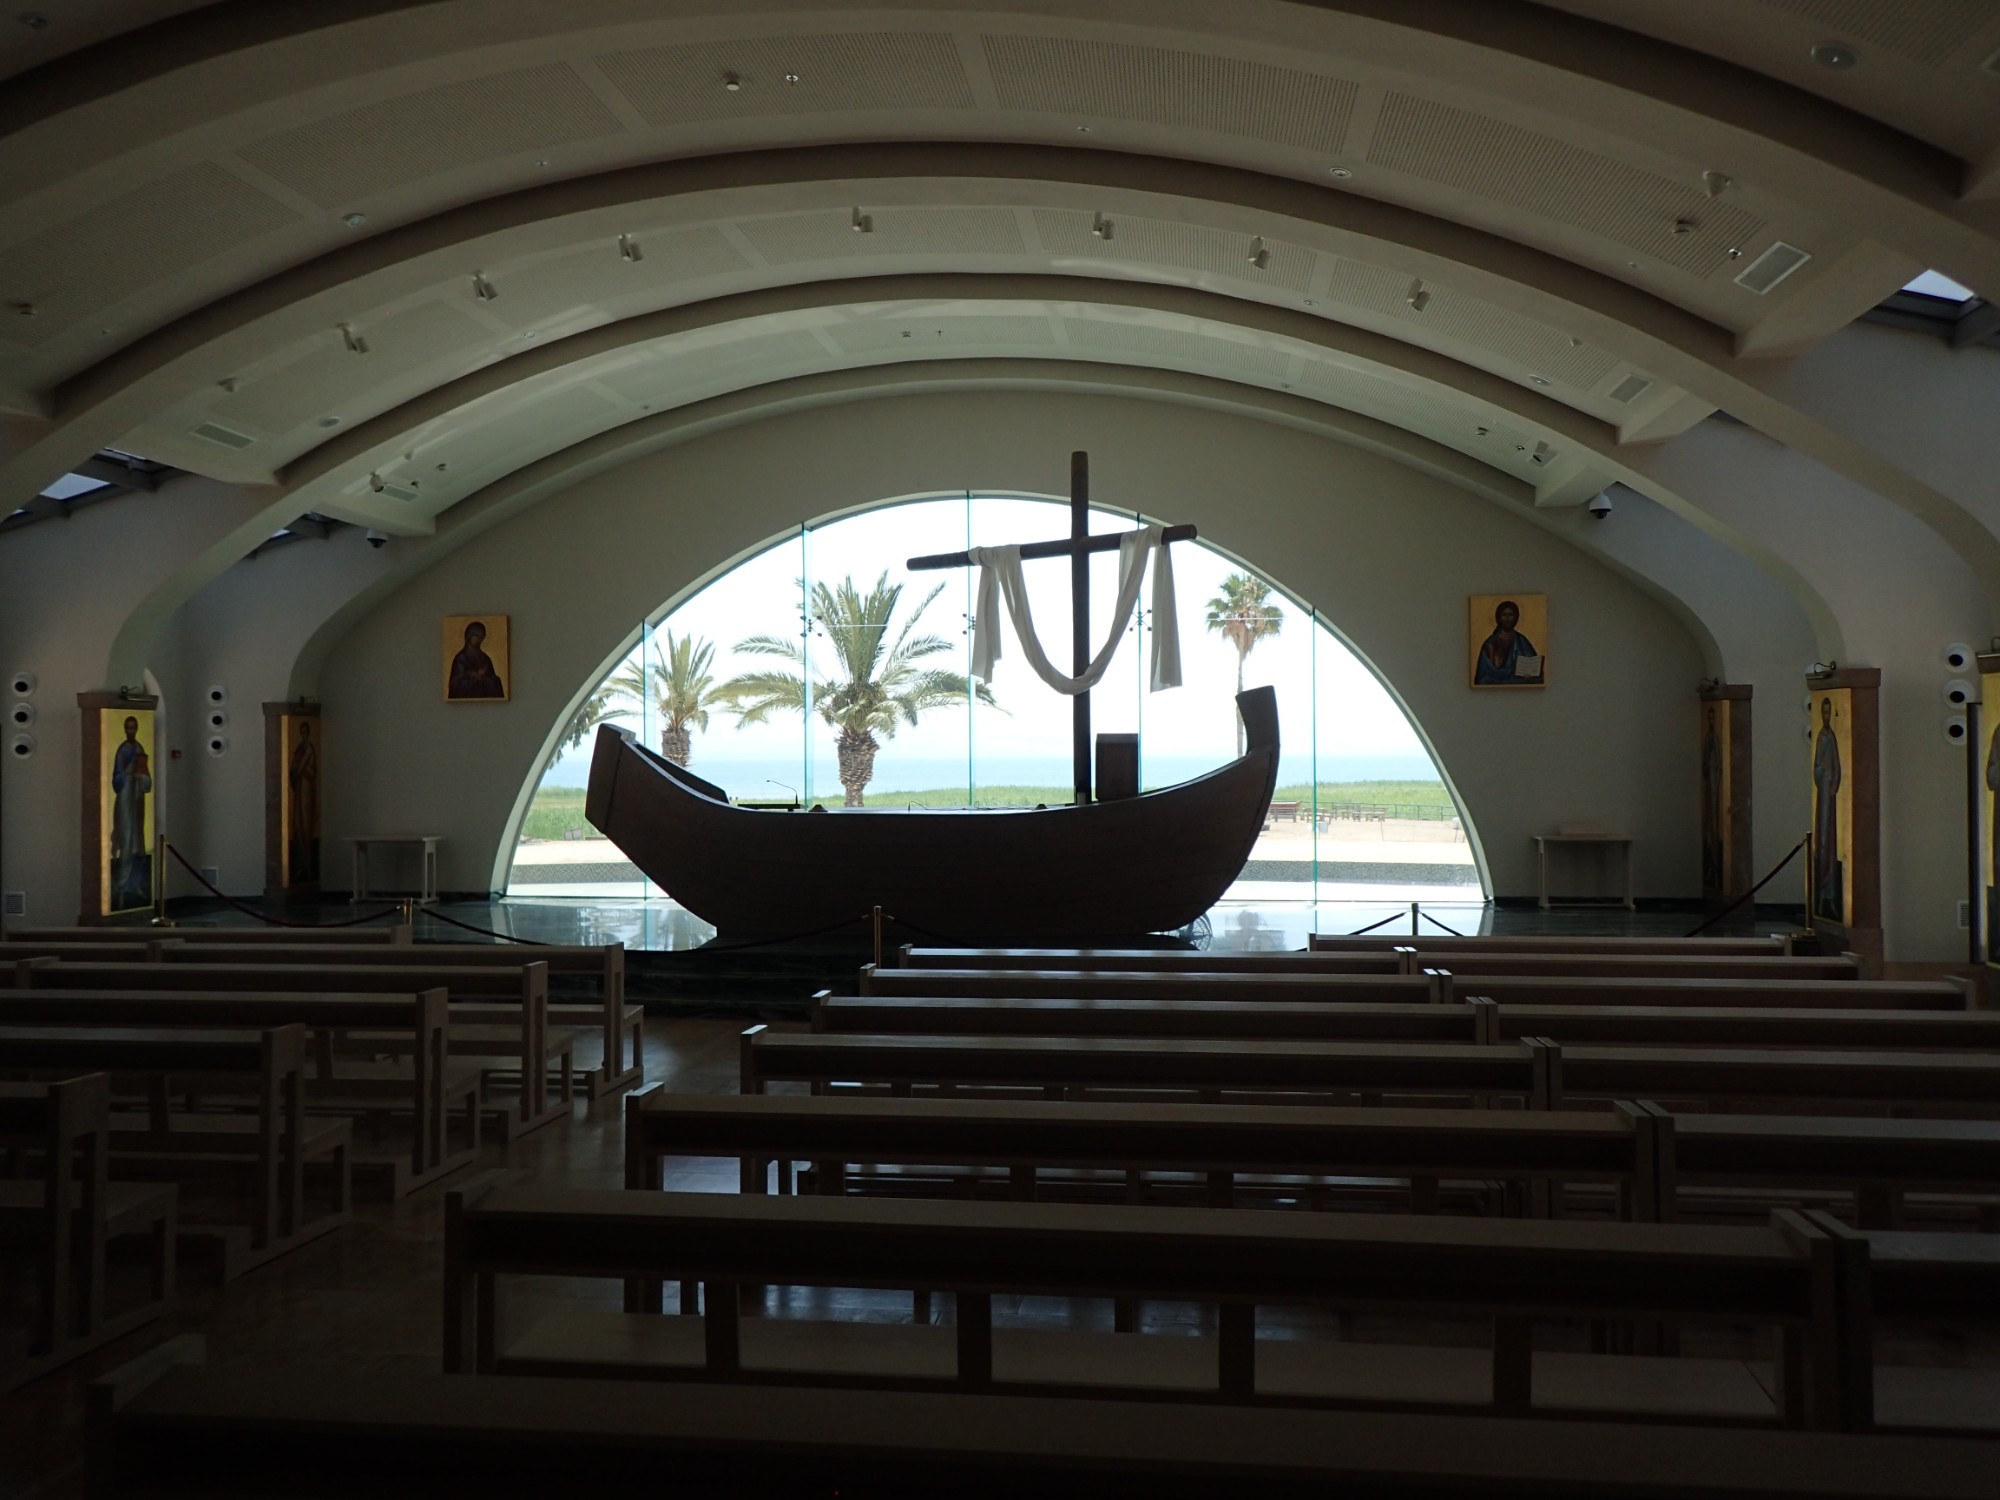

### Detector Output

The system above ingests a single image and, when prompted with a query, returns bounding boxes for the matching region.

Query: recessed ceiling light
[534,158,549,168]
[1726,246,1744,260]
[1809,40,1858,69]
[784,72,800,85]
[318,416,341,428]
[523,331,538,340]
[1075,125,1091,134]
[342,212,367,229]
[1303,298,1317,307]
[1528,374,1551,386]
[1328,167,1351,179]
[723,72,742,92]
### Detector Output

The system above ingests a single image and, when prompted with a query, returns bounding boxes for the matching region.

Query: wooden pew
[1448,974,1970,1010]
[1311,933,1797,956]
[445,1182,1865,1430]
[0,1075,175,1391]
[0,988,476,1198]
[743,1027,1549,1107]
[816,993,1477,1043]
[899,946,1405,974]
[91,1339,2000,1500]
[6,924,411,945]
[817,994,2000,1052]
[1417,953,1860,981]
[0,1024,346,1279]
[158,940,640,1097]
[630,1090,2000,1233]
[860,965,1439,1003]
[747,1029,2000,1118]
[10,959,570,1140]
[628,1088,1650,1215]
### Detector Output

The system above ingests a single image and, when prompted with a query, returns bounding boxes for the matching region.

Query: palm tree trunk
[1234,647,1247,756]
[836,725,878,807]
[660,723,692,767]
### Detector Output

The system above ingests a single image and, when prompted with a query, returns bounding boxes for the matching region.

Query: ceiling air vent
[1608,374,1654,405]
[376,482,419,503]
[1734,242,1812,295]
[191,422,255,449]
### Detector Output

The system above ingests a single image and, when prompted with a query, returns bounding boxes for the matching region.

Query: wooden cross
[906,451,1195,805]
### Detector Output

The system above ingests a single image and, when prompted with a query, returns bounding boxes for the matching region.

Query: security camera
[1586,491,1613,520]
[365,529,388,548]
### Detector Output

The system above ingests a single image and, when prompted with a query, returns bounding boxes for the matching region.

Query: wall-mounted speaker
[6,702,32,727]
[205,735,228,757]
[1945,678,1975,707]
[1945,714,1970,746]
[206,709,227,730]
[8,670,33,697]
[9,732,34,759]
[1944,643,1975,673]
[206,685,227,706]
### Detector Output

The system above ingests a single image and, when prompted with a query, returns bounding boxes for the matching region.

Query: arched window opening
[506,494,1485,931]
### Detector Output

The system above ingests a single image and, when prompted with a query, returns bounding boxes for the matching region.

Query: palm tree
[717,571,996,806]
[1205,572,1284,755]
[607,632,725,766]
[556,684,626,758]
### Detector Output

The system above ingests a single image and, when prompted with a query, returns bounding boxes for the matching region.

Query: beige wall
[314,390,1707,900]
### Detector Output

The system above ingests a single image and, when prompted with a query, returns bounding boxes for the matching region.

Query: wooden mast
[1072,450,1090,806]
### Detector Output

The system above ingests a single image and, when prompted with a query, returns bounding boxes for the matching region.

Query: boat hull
[585,688,1279,941]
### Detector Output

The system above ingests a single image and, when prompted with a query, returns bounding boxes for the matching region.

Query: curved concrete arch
[4,0,1990,295]
[285,358,1752,737]
[10,145,1993,615]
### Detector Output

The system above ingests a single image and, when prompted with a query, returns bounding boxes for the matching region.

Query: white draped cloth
[967,524,1182,695]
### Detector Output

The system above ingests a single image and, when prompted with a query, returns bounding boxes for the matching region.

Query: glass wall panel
[505,490,1484,928]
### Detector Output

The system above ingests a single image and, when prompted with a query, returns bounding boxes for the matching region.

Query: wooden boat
[585,688,1279,940]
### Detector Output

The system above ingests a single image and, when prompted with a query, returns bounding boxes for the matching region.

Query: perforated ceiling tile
[211,300,494,433]
[1035,210,1315,296]
[1324,258,1618,390]
[982,34,1356,155]
[826,316,1057,355]
[1291,357,1531,463]
[601,329,833,403]
[1061,319,1292,381]
[738,207,1025,264]
[595,32,972,127]
[442,384,625,476]
[487,229,750,329]
[1366,94,1763,278]
[1757,0,1996,66]
[237,64,625,209]
[0,163,296,347]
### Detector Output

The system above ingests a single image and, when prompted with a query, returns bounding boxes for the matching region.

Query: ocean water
[539,751,1441,798]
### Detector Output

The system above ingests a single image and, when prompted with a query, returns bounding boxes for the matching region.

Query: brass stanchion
[150,834,174,927]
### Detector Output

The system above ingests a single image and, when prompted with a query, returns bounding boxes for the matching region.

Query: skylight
[38,473,112,501]
[1902,271,1976,302]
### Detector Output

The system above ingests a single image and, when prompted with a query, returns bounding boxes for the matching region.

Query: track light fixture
[339,323,368,354]
[1406,278,1430,312]
[851,207,873,234]
[1246,236,1270,270]
[1091,212,1114,241]
[471,272,498,302]
[368,472,385,493]
[618,234,643,262]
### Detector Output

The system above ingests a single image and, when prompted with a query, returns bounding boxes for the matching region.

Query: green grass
[525,777,1455,830]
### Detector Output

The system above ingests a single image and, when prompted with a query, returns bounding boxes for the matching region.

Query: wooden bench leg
[1218,1304,1256,1397]
[1493,1316,1532,1415]
[956,1292,992,1388]
[704,1281,741,1374]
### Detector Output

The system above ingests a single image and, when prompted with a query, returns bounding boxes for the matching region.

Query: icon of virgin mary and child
[1474,599,1544,686]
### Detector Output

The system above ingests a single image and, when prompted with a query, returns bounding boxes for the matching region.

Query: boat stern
[584,723,634,837]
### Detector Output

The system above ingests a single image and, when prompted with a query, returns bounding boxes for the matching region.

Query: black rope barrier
[1342,911,1403,937]
[1682,834,1808,939]
[1417,907,1468,938]
[417,908,548,945]
[163,843,403,929]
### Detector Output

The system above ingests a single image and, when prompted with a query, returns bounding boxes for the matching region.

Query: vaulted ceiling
[1,1,1993,587]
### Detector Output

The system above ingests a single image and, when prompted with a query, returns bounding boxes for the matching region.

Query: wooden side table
[1534,834,1635,911]
[348,835,441,906]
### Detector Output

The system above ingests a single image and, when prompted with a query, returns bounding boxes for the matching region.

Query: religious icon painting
[279,710,321,887]
[101,706,157,914]
[443,614,510,701]
[1807,686,1854,928]
[1468,594,1547,688]
[1979,653,2000,964]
